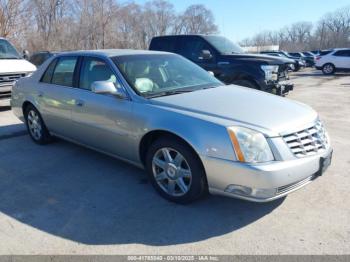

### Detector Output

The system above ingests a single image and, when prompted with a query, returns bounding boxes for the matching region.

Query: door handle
[75,100,85,107]
[38,91,44,97]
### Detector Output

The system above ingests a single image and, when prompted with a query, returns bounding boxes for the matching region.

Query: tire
[233,79,259,90]
[145,136,207,204]
[293,64,300,72]
[24,104,52,145]
[322,63,335,75]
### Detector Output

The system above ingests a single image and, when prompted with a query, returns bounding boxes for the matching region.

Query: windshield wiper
[147,89,194,98]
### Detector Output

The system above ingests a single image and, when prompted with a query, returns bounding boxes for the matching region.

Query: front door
[70,56,135,160]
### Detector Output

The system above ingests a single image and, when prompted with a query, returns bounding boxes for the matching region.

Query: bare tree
[0,0,26,38]
[180,4,218,34]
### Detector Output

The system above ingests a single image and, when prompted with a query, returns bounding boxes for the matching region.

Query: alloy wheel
[152,147,192,197]
[27,110,42,140]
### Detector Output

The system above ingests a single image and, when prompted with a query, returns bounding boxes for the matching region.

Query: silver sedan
[11,50,333,203]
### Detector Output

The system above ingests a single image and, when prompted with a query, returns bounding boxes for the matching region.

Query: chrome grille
[0,73,25,87]
[277,175,316,195]
[283,121,329,158]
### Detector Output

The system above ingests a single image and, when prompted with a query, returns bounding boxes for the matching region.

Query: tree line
[240,6,350,51]
[0,0,218,52]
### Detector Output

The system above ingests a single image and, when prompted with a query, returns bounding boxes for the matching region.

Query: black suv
[150,35,294,95]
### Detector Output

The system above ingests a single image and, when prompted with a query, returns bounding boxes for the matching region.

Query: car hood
[150,85,318,136]
[221,53,293,65]
[0,59,36,73]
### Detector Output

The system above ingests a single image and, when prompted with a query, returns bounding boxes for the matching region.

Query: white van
[0,38,36,104]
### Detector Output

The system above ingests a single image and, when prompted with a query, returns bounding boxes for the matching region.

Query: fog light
[252,188,277,198]
[225,185,253,196]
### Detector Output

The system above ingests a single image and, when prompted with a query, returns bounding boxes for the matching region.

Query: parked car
[315,48,350,75]
[260,50,306,71]
[0,38,36,103]
[29,51,58,67]
[289,52,315,67]
[150,35,294,96]
[261,52,298,71]
[11,50,333,204]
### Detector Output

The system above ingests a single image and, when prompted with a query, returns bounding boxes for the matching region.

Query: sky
[130,0,350,42]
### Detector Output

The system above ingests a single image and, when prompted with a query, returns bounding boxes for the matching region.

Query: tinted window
[51,57,78,87]
[80,57,117,90]
[150,37,177,52]
[41,58,58,83]
[178,37,214,62]
[203,35,244,54]
[320,50,332,56]
[334,50,350,57]
[289,53,301,57]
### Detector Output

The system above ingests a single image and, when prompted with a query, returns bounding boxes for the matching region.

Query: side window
[151,38,176,52]
[333,50,347,57]
[51,57,78,87]
[179,37,212,62]
[41,58,58,83]
[79,57,117,90]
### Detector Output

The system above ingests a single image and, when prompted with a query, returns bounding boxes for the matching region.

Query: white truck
[0,38,36,105]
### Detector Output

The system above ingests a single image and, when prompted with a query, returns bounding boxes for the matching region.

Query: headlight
[227,126,274,163]
[261,65,279,81]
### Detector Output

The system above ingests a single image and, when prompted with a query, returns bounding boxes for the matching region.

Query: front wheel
[322,63,335,75]
[24,104,52,144]
[146,137,207,204]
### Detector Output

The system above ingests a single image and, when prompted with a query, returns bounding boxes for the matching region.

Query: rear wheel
[24,104,52,144]
[146,137,207,204]
[322,63,335,75]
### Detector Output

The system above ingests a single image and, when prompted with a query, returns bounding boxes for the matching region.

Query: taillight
[316,56,321,60]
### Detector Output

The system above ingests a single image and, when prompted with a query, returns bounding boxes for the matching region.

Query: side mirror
[91,81,126,99]
[199,50,213,60]
[23,49,30,60]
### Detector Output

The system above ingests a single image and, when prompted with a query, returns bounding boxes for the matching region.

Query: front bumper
[203,147,332,202]
[262,81,294,96]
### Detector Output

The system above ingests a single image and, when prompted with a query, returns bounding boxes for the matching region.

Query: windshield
[113,54,222,98]
[204,35,244,54]
[0,39,21,59]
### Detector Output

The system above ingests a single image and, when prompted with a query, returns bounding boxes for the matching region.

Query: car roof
[57,49,170,57]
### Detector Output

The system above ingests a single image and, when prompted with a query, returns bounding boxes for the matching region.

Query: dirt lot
[0,69,349,255]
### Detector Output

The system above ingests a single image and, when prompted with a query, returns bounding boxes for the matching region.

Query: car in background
[150,35,294,96]
[261,52,298,71]
[289,52,315,67]
[315,48,350,75]
[29,51,58,67]
[11,50,332,203]
[260,51,306,71]
[0,38,36,104]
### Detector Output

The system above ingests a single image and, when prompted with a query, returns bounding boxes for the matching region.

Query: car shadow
[0,137,284,246]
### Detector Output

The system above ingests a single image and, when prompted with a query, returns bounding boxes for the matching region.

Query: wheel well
[323,63,335,68]
[139,130,199,166]
[231,75,260,89]
[22,101,34,116]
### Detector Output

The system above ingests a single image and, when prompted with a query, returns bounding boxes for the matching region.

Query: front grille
[277,175,316,195]
[283,120,329,158]
[0,73,25,87]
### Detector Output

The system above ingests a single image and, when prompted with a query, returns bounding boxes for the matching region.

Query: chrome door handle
[75,100,84,107]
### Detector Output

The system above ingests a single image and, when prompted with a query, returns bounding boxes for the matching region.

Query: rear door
[69,56,135,159]
[37,56,78,137]
[332,50,350,69]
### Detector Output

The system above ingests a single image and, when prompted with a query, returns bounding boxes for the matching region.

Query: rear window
[320,50,332,56]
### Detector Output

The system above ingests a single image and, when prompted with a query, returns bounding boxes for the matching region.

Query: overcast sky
[131,0,350,41]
